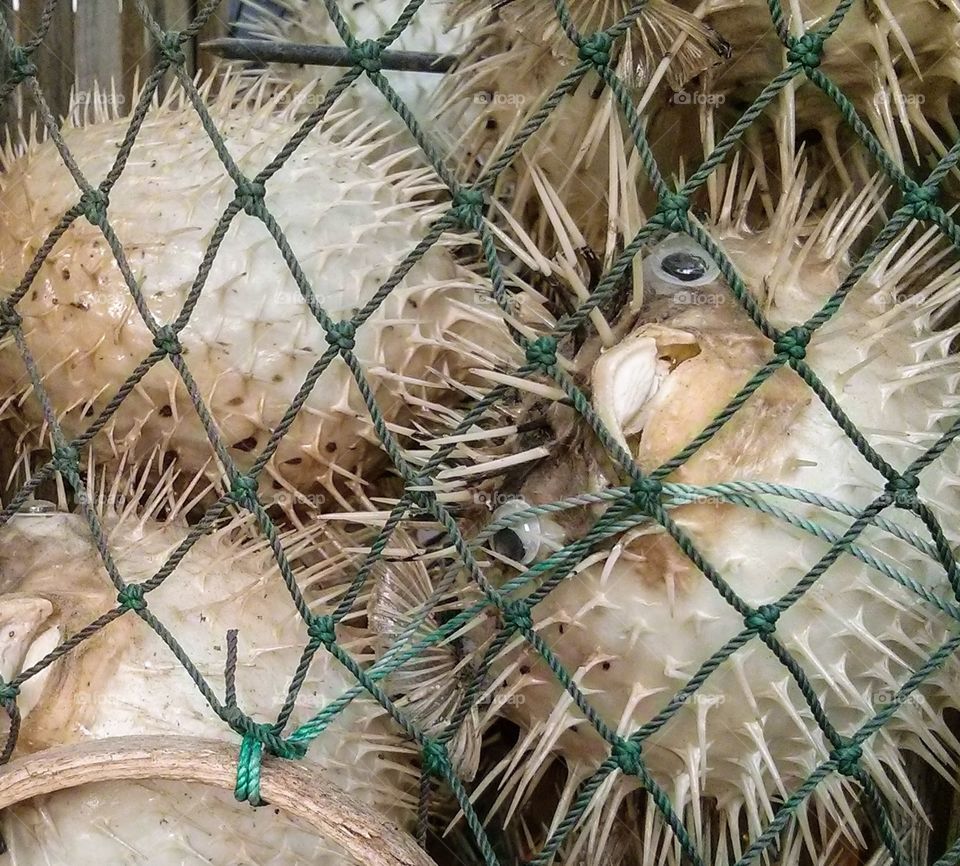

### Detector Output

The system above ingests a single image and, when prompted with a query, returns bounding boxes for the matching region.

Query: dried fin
[633,0,731,91]
[368,547,483,780]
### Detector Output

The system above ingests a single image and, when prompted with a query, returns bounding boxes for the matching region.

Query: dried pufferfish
[0,72,524,512]
[0,456,419,865]
[378,165,960,866]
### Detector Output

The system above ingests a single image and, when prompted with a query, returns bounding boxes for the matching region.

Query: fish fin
[368,553,484,778]
[633,0,731,91]
[0,594,54,684]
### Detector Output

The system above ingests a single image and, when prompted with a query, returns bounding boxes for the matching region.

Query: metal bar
[200,37,456,73]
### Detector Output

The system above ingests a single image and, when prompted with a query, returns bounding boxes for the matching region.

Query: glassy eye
[488,499,541,565]
[645,235,720,290]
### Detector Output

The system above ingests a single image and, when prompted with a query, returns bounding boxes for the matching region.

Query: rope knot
[903,183,940,222]
[350,39,383,74]
[503,600,533,633]
[578,32,614,68]
[117,583,147,612]
[52,445,79,474]
[630,477,663,513]
[233,717,306,806]
[235,178,266,217]
[787,32,826,70]
[229,474,259,508]
[0,299,21,331]
[159,31,186,65]
[229,711,307,760]
[0,681,20,705]
[421,738,450,778]
[745,604,780,635]
[325,320,356,352]
[307,614,337,648]
[654,192,690,231]
[774,325,810,361]
[831,741,862,777]
[153,325,182,356]
[6,45,36,84]
[235,730,265,806]
[885,474,919,508]
[612,738,642,776]
[451,187,485,230]
[525,336,558,369]
[79,189,109,227]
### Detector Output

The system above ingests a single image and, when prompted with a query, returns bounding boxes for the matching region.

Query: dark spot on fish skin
[285,457,303,465]
[558,624,564,635]
[232,436,258,453]
[325,442,337,453]
[272,374,283,382]
[158,405,173,418]
[61,268,70,280]
[519,665,530,675]
[602,661,611,670]
[70,301,89,311]
[227,396,244,406]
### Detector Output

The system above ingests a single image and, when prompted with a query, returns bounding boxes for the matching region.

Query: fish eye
[488,499,542,565]
[645,235,720,290]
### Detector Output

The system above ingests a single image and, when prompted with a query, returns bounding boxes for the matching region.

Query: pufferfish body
[0,462,419,865]
[395,166,960,865]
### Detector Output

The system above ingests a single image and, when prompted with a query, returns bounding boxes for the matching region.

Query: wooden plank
[120,0,151,100]
[153,0,195,71]
[74,0,124,114]
[0,0,12,138]
[17,0,75,123]
[196,0,231,84]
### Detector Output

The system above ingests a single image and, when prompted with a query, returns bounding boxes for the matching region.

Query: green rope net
[0,1,959,865]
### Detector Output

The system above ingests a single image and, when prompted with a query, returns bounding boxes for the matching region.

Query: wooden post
[18,0,75,123]
[196,0,230,83]
[0,0,12,137]
[74,0,124,113]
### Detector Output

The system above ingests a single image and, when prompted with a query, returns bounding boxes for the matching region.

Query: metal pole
[201,37,456,73]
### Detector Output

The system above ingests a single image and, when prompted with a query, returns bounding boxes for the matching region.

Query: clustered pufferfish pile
[1,1,960,865]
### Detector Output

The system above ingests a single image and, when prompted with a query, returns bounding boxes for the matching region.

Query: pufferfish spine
[0,72,520,510]
[410,164,960,866]
[687,0,960,177]
[434,0,730,252]
[0,458,418,865]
